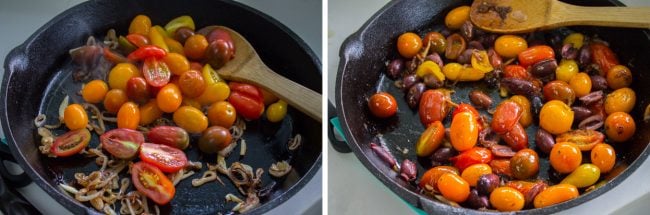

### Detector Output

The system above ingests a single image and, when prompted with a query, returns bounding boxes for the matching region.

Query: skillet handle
[328,102,351,153]
[0,174,41,215]
[0,139,32,188]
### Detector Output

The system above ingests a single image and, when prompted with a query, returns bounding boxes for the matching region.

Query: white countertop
[0,0,321,214]
[327,0,650,214]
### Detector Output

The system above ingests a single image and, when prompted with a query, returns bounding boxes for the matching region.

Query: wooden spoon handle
[548,2,650,30]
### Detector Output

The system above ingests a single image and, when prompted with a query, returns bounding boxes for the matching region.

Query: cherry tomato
[157,83,183,113]
[104,89,128,114]
[162,52,190,76]
[117,102,140,129]
[543,80,575,106]
[510,149,539,180]
[178,70,206,98]
[196,81,230,106]
[491,101,522,134]
[489,159,513,177]
[126,77,151,104]
[445,33,466,60]
[126,34,150,48]
[450,112,479,151]
[563,33,584,48]
[165,37,185,55]
[173,106,208,133]
[505,180,548,205]
[206,28,235,49]
[139,99,163,126]
[452,103,480,119]
[416,121,446,157]
[165,15,195,35]
[139,142,187,173]
[423,32,446,54]
[445,6,470,29]
[228,82,265,120]
[502,123,528,151]
[533,184,579,208]
[555,129,605,151]
[437,173,470,203]
[451,147,493,172]
[397,32,422,58]
[490,187,525,211]
[266,100,288,123]
[471,50,494,73]
[461,164,492,187]
[560,163,600,188]
[128,15,151,35]
[419,89,451,126]
[368,92,397,118]
[184,34,209,60]
[205,39,235,69]
[198,126,232,153]
[604,87,636,114]
[606,65,632,90]
[202,64,222,86]
[508,95,532,128]
[503,65,528,79]
[149,26,169,52]
[569,72,592,98]
[147,126,190,150]
[100,128,144,159]
[128,45,167,61]
[81,80,108,104]
[51,128,91,157]
[518,45,554,68]
[108,63,141,91]
[131,162,175,205]
[494,35,528,59]
[591,143,616,173]
[604,112,635,142]
[556,59,579,83]
[419,166,459,193]
[174,27,195,44]
[63,104,88,130]
[590,42,619,76]
[549,142,582,174]
[539,100,574,135]
[142,58,171,88]
[207,101,237,128]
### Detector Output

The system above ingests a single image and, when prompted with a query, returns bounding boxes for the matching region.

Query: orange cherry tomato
[450,111,479,151]
[419,89,451,126]
[131,162,175,205]
[184,34,209,60]
[549,142,582,174]
[81,80,109,103]
[173,106,208,133]
[503,65,529,79]
[533,184,579,208]
[445,6,470,29]
[606,65,632,90]
[117,102,140,129]
[178,70,206,98]
[157,83,183,113]
[437,173,470,203]
[397,32,422,58]
[162,52,190,76]
[139,99,163,126]
[491,101,523,134]
[590,42,619,76]
[419,166,459,193]
[494,35,528,59]
[63,104,88,130]
[103,89,128,114]
[591,143,616,173]
[207,101,237,128]
[604,112,636,142]
[128,15,151,35]
[460,164,492,187]
[555,129,605,151]
[490,187,525,211]
[518,45,555,68]
[368,92,398,118]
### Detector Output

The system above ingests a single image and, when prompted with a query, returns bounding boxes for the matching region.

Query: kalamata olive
[431,147,457,163]
[457,49,475,64]
[578,45,592,67]
[370,143,397,170]
[401,74,419,91]
[478,127,500,148]
[440,28,452,37]
[445,33,466,60]
[425,53,444,68]
[174,27,195,44]
[501,77,541,97]
[491,145,516,158]
[205,40,235,69]
[399,159,417,182]
[579,114,604,130]
[579,90,604,106]
[572,106,593,123]
[469,90,493,109]
[460,21,474,41]
[423,74,443,89]
[480,34,498,48]
[487,48,502,68]
[590,75,608,91]
[484,69,500,88]
[477,174,500,195]
[543,80,576,105]
[535,128,555,154]
[524,182,548,205]
[406,83,426,108]
[467,189,490,209]
[467,41,484,50]
[561,44,578,60]
[405,60,417,73]
[530,59,557,78]
[387,59,404,79]
[531,95,543,117]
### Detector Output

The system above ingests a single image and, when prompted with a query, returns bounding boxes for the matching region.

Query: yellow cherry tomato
[81,80,108,103]
[442,63,485,81]
[173,106,208,133]
[539,100,574,135]
[139,99,163,126]
[471,50,494,73]
[196,82,230,106]
[591,143,616,173]
[604,87,636,114]
[164,37,185,55]
[606,65,632,90]
[490,187,525,211]
[569,72,592,98]
[149,26,169,52]
[202,64,223,86]
[397,32,422,58]
[117,102,140,129]
[445,6,470,29]
[494,35,528,59]
[533,184,579,208]
[563,33,584,48]
[560,163,600,188]
[103,89,128,114]
[64,104,88,130]
[415,61,444,81]
[604,112,636,142]
[162,53,190,76]
[556,60,579,83]
[266,100,288,123]
[108,63,141,91]
[157,83,183,113]
[207,101,237,128]
[128,15,151,35]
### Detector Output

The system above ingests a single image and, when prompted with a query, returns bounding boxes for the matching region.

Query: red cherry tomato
[368,92,398,118]
[142,58,171,87]
[228,82,264,120]
[452,103,479,119]
[419,89,451,126]
[147,126,190,150]
[450,147,493,172]
[100,128,144,159]
[126,34,150,48]
[590,42,619,76]
[51,129,91,157]
[126,77,151,104]
[139,142,188,173]
[128,45,167,61]
[517,45,554,68]
[131,162,175,205]
[491,101,523,134]
[502,123,528,151]
[504,65,529,79]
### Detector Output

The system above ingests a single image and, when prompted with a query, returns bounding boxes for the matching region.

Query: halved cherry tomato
[142,58,171,87]
[128,45,167,61]
[147,126,190,150]
[126,34,150,48]
[450,112,479,151]
[51,128,91,157]
[489,159,512,177]
[518,45,554,68]
[502,123,529,151]
[451,147,493,172]
[131,162,175,205]
[228,82,264,120]
[100,128,144,159]
[140,142,188,173]
[555,129,604,151]
[419,89,452,126]
[416,121,446,157]
[590,42,619,76]
[491,101,523,134]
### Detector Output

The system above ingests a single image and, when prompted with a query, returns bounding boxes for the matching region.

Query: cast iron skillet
[1,0,321,214]
[335,0,650,214]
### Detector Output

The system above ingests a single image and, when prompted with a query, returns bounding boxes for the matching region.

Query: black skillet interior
[336,0,650,214]
[1,0,321,214]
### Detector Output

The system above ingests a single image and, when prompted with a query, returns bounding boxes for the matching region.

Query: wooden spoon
[210,26,322,122]
[470,0,650,34]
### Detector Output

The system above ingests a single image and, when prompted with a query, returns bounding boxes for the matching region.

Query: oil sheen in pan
[36,58,303,213]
